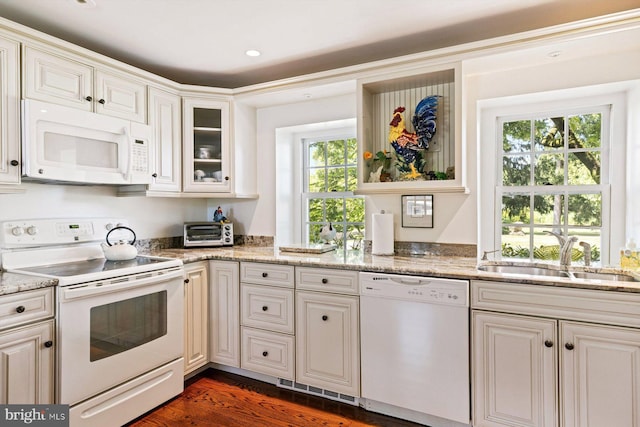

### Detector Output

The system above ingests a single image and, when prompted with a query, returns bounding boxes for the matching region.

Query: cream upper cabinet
[0,35,20,186]
[183,262,209,375]
[209,260,240,367]
[148,86,181,192]
[295,289,359,397]
[23,45,146,123]
[182,96,231,193]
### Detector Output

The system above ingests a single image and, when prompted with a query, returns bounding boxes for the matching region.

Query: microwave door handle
[121,126,131,182]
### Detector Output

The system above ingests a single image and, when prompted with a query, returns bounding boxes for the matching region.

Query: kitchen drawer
[241,284,294,334]
[241,327,295,380]
[241,262,294,288]
[296,267,359,294]
[0,288,54,331]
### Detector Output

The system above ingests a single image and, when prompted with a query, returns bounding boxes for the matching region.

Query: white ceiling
[0,0,639,88]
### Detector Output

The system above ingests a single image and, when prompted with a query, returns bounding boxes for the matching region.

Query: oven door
[57,268,184,406]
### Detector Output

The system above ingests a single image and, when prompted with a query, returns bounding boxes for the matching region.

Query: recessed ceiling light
[74,0,96,5]
[245,49,261,57]
[548,50,562,58]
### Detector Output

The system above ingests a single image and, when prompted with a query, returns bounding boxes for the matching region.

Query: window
[498,106,610,264]
[302,136,364,249]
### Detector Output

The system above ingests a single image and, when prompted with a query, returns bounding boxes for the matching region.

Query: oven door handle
[60,268,184,301]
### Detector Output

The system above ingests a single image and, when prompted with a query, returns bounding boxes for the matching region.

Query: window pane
[534,117,564,151]
[503,120,531,153]
[347,167,358,191]
[534,194,564,225]
[569,113,601,149]
[569,228,601,262]
[325,199,345,223]
[326,167,346,192]
[502,155,530,186]
[501,226,530,259]
[534,153,564,185]
[533,227,561,261]
[345,198,365,223]
[327,140,345,166]
[568,193,601,226]
[307,168,326,192]
[308,223,323,244]
[568,152,600,185]
[307,198,324,222]
[502,194,530,224]
[308,141,325,168]
[346,138,358,164]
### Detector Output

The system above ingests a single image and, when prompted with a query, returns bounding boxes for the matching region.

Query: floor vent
[277,378,358,406]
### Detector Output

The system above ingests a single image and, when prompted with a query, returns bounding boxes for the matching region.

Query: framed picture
[401,195,434,228]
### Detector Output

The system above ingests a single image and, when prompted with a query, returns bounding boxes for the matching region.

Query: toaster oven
[184,222,233,247]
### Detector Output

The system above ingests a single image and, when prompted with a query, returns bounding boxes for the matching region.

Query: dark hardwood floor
[126,369,425,426]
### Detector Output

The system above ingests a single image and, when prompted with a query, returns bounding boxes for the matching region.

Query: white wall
[0,183,207,239]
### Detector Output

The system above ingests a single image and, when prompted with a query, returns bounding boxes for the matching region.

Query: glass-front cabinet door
[183,97,231,193]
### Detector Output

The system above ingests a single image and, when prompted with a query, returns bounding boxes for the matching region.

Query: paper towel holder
[401,195,434,228]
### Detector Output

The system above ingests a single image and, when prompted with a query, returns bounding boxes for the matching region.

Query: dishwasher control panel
[359,272,468,306]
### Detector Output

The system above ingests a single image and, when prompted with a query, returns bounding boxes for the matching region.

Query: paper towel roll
[371,212,394,255]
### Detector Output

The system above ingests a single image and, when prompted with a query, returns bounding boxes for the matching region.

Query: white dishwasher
[359,272,470,427]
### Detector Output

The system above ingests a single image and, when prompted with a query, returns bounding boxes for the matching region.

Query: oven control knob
[11,226,23,236]
[26,226,38,236]
[106,223,114,231]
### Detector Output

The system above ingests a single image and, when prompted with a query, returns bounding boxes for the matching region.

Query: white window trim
[478,84,630,265]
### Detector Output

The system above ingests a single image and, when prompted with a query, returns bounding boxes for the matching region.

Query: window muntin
[498,106,609,264]
[302,137,364,250]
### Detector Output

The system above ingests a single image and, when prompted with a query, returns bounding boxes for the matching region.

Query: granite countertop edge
[0,272,58,296]
[149,246,640,294]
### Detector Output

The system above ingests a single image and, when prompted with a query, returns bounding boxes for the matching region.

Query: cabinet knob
[224,176,230,181]
[10,160,19,167]
[262,351,268,357]
[16,305,25,314]
[262,272,268,278]
[152,173,158,178]
[184,278,190,284]
[565,342,575,350]
[98,98,106,105]
[262,305,268,312]
[44,341,53,348]
[85,96,93,102]
[322,315,328,321]
[321,278,328,284]
[544,340,554,348]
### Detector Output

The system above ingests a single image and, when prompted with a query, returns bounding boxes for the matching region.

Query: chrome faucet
[545,231,578,267]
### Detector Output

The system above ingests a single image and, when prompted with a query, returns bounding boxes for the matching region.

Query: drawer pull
[262,351,268,357]
[321,278,328,284]
[184,278,190,284]
[544,340,553,348]
[565,342,575,350]
[44,341,53,348]
[16,305,25,314]
[85,95,92,102]
[262,272,268,278]
[322,315,328,321]
[262,305,268,312]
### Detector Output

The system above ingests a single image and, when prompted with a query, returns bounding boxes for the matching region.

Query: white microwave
[21,99,151,185]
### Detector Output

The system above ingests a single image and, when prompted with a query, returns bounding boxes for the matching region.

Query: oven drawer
[241,327,295,380]
[241,284,294,334]
[296,267,359,294]
[241,262,294,288]
[0,288,54,331]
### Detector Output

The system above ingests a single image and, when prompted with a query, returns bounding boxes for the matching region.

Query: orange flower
[363,151,373,160]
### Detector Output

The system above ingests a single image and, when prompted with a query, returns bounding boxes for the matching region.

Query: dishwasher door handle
[389,277,432,286]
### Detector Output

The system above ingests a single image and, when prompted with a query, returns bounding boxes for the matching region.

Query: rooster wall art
[388,95,439,179]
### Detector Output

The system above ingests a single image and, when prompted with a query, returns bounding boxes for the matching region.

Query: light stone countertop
[147,246,640,294]
[0,271,57,296]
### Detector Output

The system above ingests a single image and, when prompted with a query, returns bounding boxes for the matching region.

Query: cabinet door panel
[209,261,240,367]
[148,87,181,191]
[0,36,20,185]
[561,321,640,427]
[95,70,146,122]
[296,291,359,396]
[184,263,208,374]
[0,320,54,404]
[473,311,557,427]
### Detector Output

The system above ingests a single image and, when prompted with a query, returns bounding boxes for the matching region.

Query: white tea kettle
[101,226,138,261]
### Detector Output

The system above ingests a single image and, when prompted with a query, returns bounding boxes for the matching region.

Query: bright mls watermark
[1,405,69,426]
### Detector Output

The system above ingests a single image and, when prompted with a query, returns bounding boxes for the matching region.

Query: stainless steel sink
[477,264,571,278]
[569,271,638,282]
[478,264,639,282]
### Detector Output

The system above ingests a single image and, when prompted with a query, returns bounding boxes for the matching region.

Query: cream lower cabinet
[240,262,295,379]
[472,280,640,427]
[295,267,359,397]
[183,262,209,374]
[209,260,240,367]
